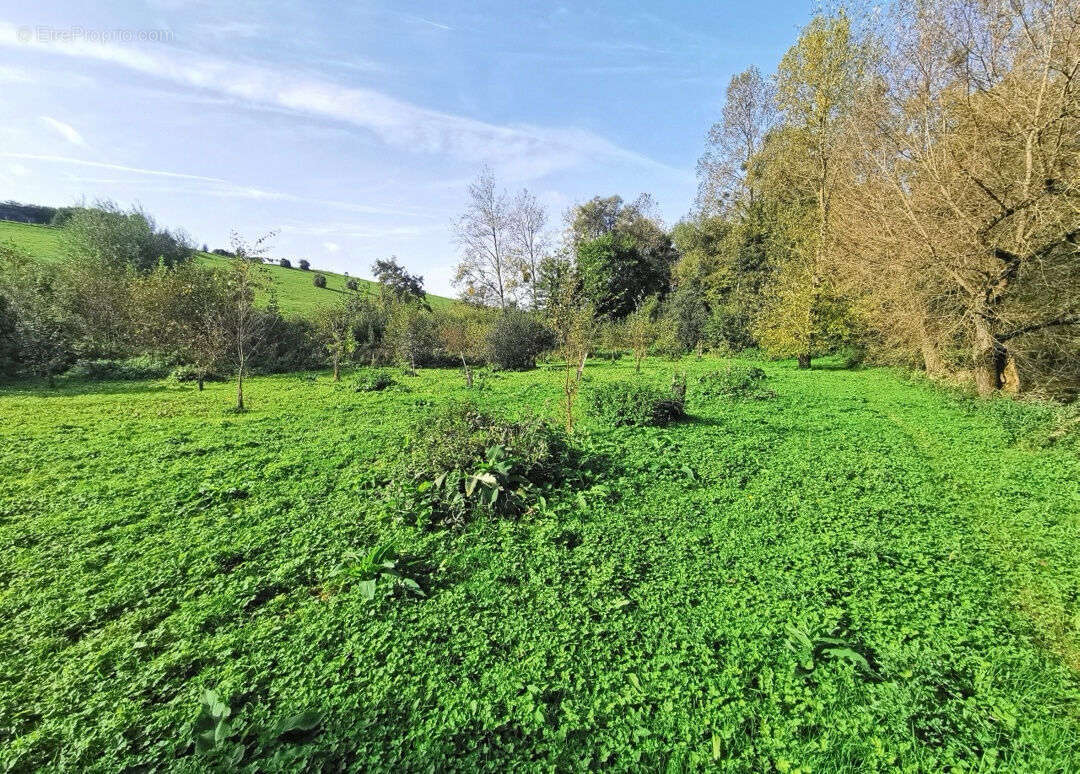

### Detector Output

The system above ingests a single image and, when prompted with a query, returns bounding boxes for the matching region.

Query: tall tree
[453,166,515,308]
[835,0,1080,395]
[757,10,867,368]
[697,66,777,214]
[509,189,550,310]
[372,257,428,310]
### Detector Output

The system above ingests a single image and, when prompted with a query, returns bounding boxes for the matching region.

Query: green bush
[63,355,171,381]
[587,381,685,427]
[695,361,768,399]
[313,273,327,288]
[171,365,225,383]
[393,402,566,527]
[484,310,555,370]
[356,369,396,392]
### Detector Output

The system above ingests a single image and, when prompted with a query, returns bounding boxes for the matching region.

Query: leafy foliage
[694,361,769,399]
[355,368,396,392]
[483,309,555,370]
[586,380,686,427]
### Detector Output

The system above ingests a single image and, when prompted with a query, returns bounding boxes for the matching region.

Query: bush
[346,278,359,291]
[63,355,172,381]
[313,273,327,288]
[171,365,225,383]
[484,310,555,370]
[392,403,566,527]
[278,258,292,269]
[695,361,768,399]
[356,369,396,392]
[587,380,685,427]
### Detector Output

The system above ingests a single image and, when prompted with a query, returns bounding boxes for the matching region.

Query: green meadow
[0,220,453,317]
[1,356,1077,771]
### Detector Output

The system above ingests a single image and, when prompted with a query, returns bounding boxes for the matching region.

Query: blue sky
[0,1,809,295]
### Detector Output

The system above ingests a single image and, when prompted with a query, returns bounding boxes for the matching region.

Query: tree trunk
[797,353,811,369]
[972,314,1004,396]
[236,369,245,411]
[460,354,472,388]
[577,351,588,380]
[197,375,205,391]
[333,355,340,382]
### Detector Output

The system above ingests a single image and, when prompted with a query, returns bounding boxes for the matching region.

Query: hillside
[0,220,453,317]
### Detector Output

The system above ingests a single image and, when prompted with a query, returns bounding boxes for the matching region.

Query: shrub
[313,273,327,289]
[346,278,359,291]
[63,356,171,381]
[484,310,555,370]
[278,258,292,269]
[587,380,685,427]
[392,403,566,527]
[695,361,768,399]
[298,259,310,271]
[356,369,396,392]
[171,365,225,383]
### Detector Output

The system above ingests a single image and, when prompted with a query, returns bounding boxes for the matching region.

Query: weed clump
[63,356,172,381]
[695,361,771,399]
[355,369,396,392]
[587,380,686,427]
[392,402,566,527]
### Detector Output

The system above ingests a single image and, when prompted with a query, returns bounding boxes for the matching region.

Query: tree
[835,0,1080,395]
[346,278,359,291]
[697,66,777,214]
[569,195,677,319]
[385,301,438,370]
[214,232,276,410]
[313,273,327,289]
[453,166,515,308]
[625,296,658,373]
[0,245,75,383]
[61,201,193,272]
[509,189,550,309]
[548,274,595,432]
[437,306,489,386]
[757,10,866,368]
[298,259,311,271]
[314,296,359,381]
[372,257,427,308]
[279,258,292,269]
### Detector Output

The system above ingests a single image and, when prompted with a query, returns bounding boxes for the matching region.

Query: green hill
[0,220,453,317]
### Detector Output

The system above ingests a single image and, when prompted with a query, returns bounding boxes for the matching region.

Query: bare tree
[509,189,549,310]
[453,166,515,308]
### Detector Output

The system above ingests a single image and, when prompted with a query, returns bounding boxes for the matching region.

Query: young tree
[437,307,489,386]
[215,232,276,410]
[549,278,595,432]
[314,296,358,381]
[453,166,516,308]
[625,296,659,373]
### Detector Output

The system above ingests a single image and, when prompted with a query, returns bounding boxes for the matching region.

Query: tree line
[449,0,1078,400]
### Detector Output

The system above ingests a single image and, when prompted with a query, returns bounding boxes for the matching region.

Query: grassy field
[0,220,454,317]
[0,356,1077,770]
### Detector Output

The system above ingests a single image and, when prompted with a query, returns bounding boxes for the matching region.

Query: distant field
[0,220,454,317]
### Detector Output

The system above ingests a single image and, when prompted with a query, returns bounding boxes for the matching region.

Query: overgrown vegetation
[587,379,686,427]
[1,358,1078,770]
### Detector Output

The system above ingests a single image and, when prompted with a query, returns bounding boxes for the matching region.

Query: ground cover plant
[1,356,1079,771]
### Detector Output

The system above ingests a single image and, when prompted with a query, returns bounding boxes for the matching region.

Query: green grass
[0,356,1077,770]
[0,220,454,317]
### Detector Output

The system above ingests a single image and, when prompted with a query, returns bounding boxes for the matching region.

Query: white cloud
[9,162,30,177]
[0,152,225,182]
[0,65,33,83]
[40,116,87,147]
[0,21,683,181]
[323,241,341,253]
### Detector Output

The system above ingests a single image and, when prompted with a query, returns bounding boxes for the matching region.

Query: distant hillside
[0,220,453,317]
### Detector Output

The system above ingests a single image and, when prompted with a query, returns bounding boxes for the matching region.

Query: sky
[0,1,811,295]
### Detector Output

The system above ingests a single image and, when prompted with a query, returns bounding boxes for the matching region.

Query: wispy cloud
[323,241,341,253]
[39,116,86,147]
[0,152,225,182]
[0,21,683,182]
